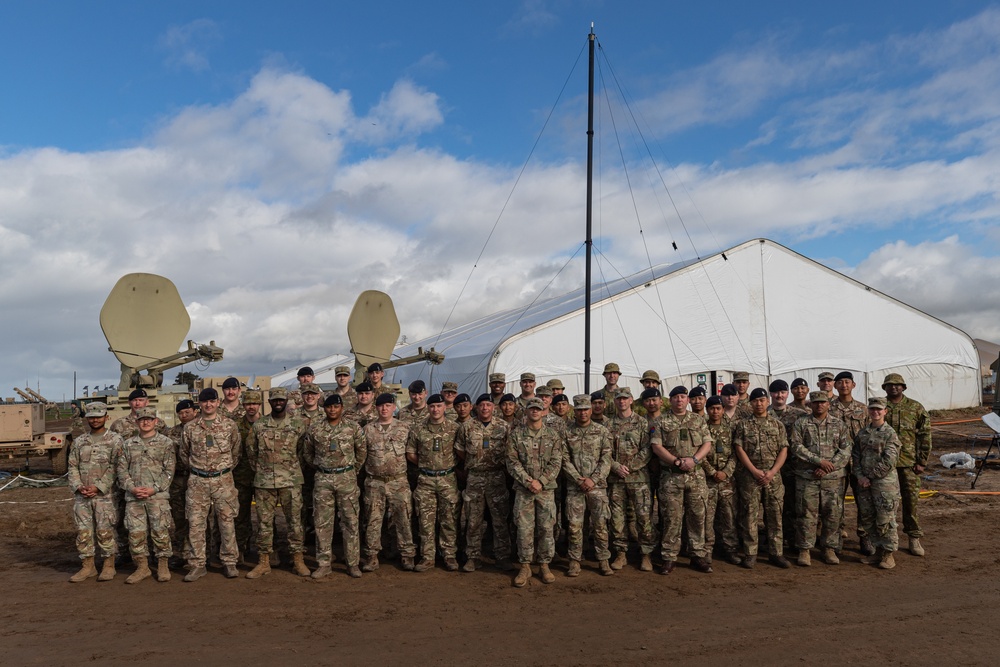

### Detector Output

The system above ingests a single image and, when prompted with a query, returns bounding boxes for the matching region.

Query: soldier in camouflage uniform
[563,394,614,576]
[688,386,708,421]
[606,388,655,571]
[361,393,416,571]
[600,363,622,406]
[650,386,714,574]
[789,391,852,566]
[854,397,901,569]
[733,372,753,420]
[179,387,243,582]
[245,387,311,579]
[365,362,388,397]
[498,393,518,426]
[514,372,537,422]
[441,381,459,419]
[218,377,245,421]
[883,373,931,557]
[456,394,513,572]
[303,394,365,578]
[488,373,507,405]
[817,372,836,401]
[117,407,176,584]
[167,399,198,566]
[551,393,573,426]
[68,403,123,583]
[719,384,740,423]
[453,393,474,425]
[546,378,566,396]
[346,381,378,429]
[733,388,789,569]
[704,396,739,564]
[233,391,264,562]
[590,391,609,424]
[789,378,810,411]
[298,383,324,551]
[398,380,430,427]
[506,398,563,587]
[767,379,807,553]
[288,366,315,414]
[829,371,872,553]
[333,366,358,412]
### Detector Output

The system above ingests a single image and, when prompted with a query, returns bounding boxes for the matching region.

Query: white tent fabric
[294,239,981,410]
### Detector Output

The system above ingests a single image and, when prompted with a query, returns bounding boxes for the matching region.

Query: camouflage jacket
[563,421,612,488]
[180,416,242,474]
[885,395,932,468]
[732,414,788,470]
[335,387,358,412]
[853,423,901,481]
[735,396,753,421]
[246,414,309,488]
[769,405,808,439]
[345,405,378,430]
[650,412,712,460]
[110,412,168,440]
[166,423,190,475]
[232,415,261,485]
[544,413,569,433]
[116,433,175,500]
[506,423,564,492]
[218,402,247,422]
[300,408,323,423]
[455,418,510,473]
[362,419,410,479]
[68,430,123,495]
[789,414,852,479]
[398,404,429,429]
[406,419,460,471]
[704,421,737,478]
[605,413,651,485]
[828,398,869,440]
[303,418,365,472]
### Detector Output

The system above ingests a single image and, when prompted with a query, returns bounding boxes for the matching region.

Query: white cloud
[159,19,220,73]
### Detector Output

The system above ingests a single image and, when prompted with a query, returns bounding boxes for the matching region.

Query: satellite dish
[100,274,191,369]
[347,290,400,368]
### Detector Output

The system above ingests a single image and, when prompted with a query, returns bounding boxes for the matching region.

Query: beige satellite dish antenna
[347,290,401,368]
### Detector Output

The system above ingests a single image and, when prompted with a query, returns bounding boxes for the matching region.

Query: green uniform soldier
[514,372,537,419]
[333,366,358,412]
[498,393,518,426]
[218,377,246,422]
[882,373,931,557]
[688,385,708,421]
[829,371,872,553]
[441,381,459,420]
[233,391,263,563]
[551,393,574,426]
[606,387,655,571]
[733,372,753,420]
[68,403,123,583]
[768,379,808,550]
[166,399,198,567]
[345,381,378,429]
[704,396,740,565]
[399,380,430,428]
[453,393,474,425]
[600,363,622,407]
[488,373,507,405]
[854,397,902,569]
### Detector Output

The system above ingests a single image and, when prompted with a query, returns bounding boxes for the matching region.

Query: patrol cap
[356,382,375,393]
[749,388,768,400]
[408,380,426,393]
[591,391,606,403]
[790,378,808,389]
[818,372,835,381]
[375,393,396,406]
[689,386,706,398]
[615,387,633,399]
[301,383,322,395]
[639,388,661,400]
[546,378,565,390]
[441,382,458,393]
[768,379,789,392]
[809,391,829,403]
[426,393,445,405]
[499,393,516,404]
[868,397,887,409]
[176,399,195,412]
[534,385,553,397]
[136,407,157,420]
[706,396,723,408]
[669,386,688,397]
[489,373,506,384]
[834,371,854,382]
[475,393,492,405]
[222,377,240,389]
[242,391,262,404]
[552,393,569,406]
[603,363,621,374]
[128,389,148,401]
[269,387,289,400]
[367,363,384,373]
[334,366,351,376]
[323,394,343,407]
[882,373,906,389]
[733,371,750,382]
[298,366,315,377]
[525,397,545,410]
[84,402,108,417]
[720,384,738,397]
[573,394,591,409]
[520,372,536,382]
[454,393,472,405]
[640,370,661,384]
[198,387,219,402]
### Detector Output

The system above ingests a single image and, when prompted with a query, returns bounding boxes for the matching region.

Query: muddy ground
[2,407,999,666]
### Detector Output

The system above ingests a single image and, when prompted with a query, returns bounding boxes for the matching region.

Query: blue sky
[2,1,999,399]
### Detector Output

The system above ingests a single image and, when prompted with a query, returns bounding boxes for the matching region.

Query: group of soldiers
[67,361,930,587]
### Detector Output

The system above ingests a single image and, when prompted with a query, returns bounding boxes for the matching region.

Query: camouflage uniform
[563,421,613,562]
[407,419,461,562]
[606,414,656,555]
[336,387,358,413]
[232,415,260,556]
[303,418,365,568]
[853,423,901,553]
[704,421,738,555]
[219,403,247,422]
[246,413,309,556]
[362,419,416,560]
[180,416,242,568]
[735,397,753,421]
[346,405,379,430]
[829,398,870,538]
[110,412,167,552]
[456,418,512,562]
[650,413,712,561]
[506,424,564,564]
[398,404,429,428]
[117,433,175,558]
[166,424,190,557]
[68,430,122,559]
[770,405,808,547]
[885,396,931,538]
[789,415,852,551]
[733,414,788,557]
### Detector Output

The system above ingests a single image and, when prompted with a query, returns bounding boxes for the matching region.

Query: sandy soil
[2,407,999,666]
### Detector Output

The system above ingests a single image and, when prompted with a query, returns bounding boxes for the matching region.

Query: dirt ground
[2,407,1000,666]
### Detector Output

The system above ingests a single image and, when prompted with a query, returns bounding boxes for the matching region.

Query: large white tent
[281,239,981,410]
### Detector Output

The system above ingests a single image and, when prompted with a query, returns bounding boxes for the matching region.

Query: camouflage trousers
[705,476,739,554]
[233,461,255,555]
[414,472,459,561]
[73,493,117,559]
[856,475,900,553]
[566,487,611,562]
[113,487,128,554]
[463,470,512,561]
[255,486,305,555]
[609,482,656,555]
[169,473,189,558]
[794,476,845,551]
[897,467,923,538]
[659,470,708,560]
[841,463,867,540]
[780,470,796,549]
[736,470,783,557]
[362,474,416,560]
[513,488,556,564]
[301,464,315,539]
[313,470,361,567]
[125,496,173,558]
[185,474,239,568]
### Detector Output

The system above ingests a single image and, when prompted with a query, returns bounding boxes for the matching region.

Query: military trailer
[0,401,71,474]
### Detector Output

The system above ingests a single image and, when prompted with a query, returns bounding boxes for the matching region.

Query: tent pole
[584,24,595,393]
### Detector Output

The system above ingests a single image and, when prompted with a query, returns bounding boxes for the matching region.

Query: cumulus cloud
[159,19,220,73]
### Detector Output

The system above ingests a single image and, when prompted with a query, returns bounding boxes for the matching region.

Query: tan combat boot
[156,558,171,582]
[822,548,840,565]
[311,565,332,579]
[70,556,97,583]
[566,560,581,577]
[879,551,896,570]
[461,558,477,572]
[125,557,152,585]
[908,537,925,557]
[513,563,531,588]
[797,549,811,567]
[246,558,271,579]
[599,559,614,576]
[610,551,627,570]
[361,556,379,572]
[292,552,311,577]
[347,565,362,578]
[862,547,883,566]
[639,554,653,572]
[539,563,555,584]
[97,557,117,581]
